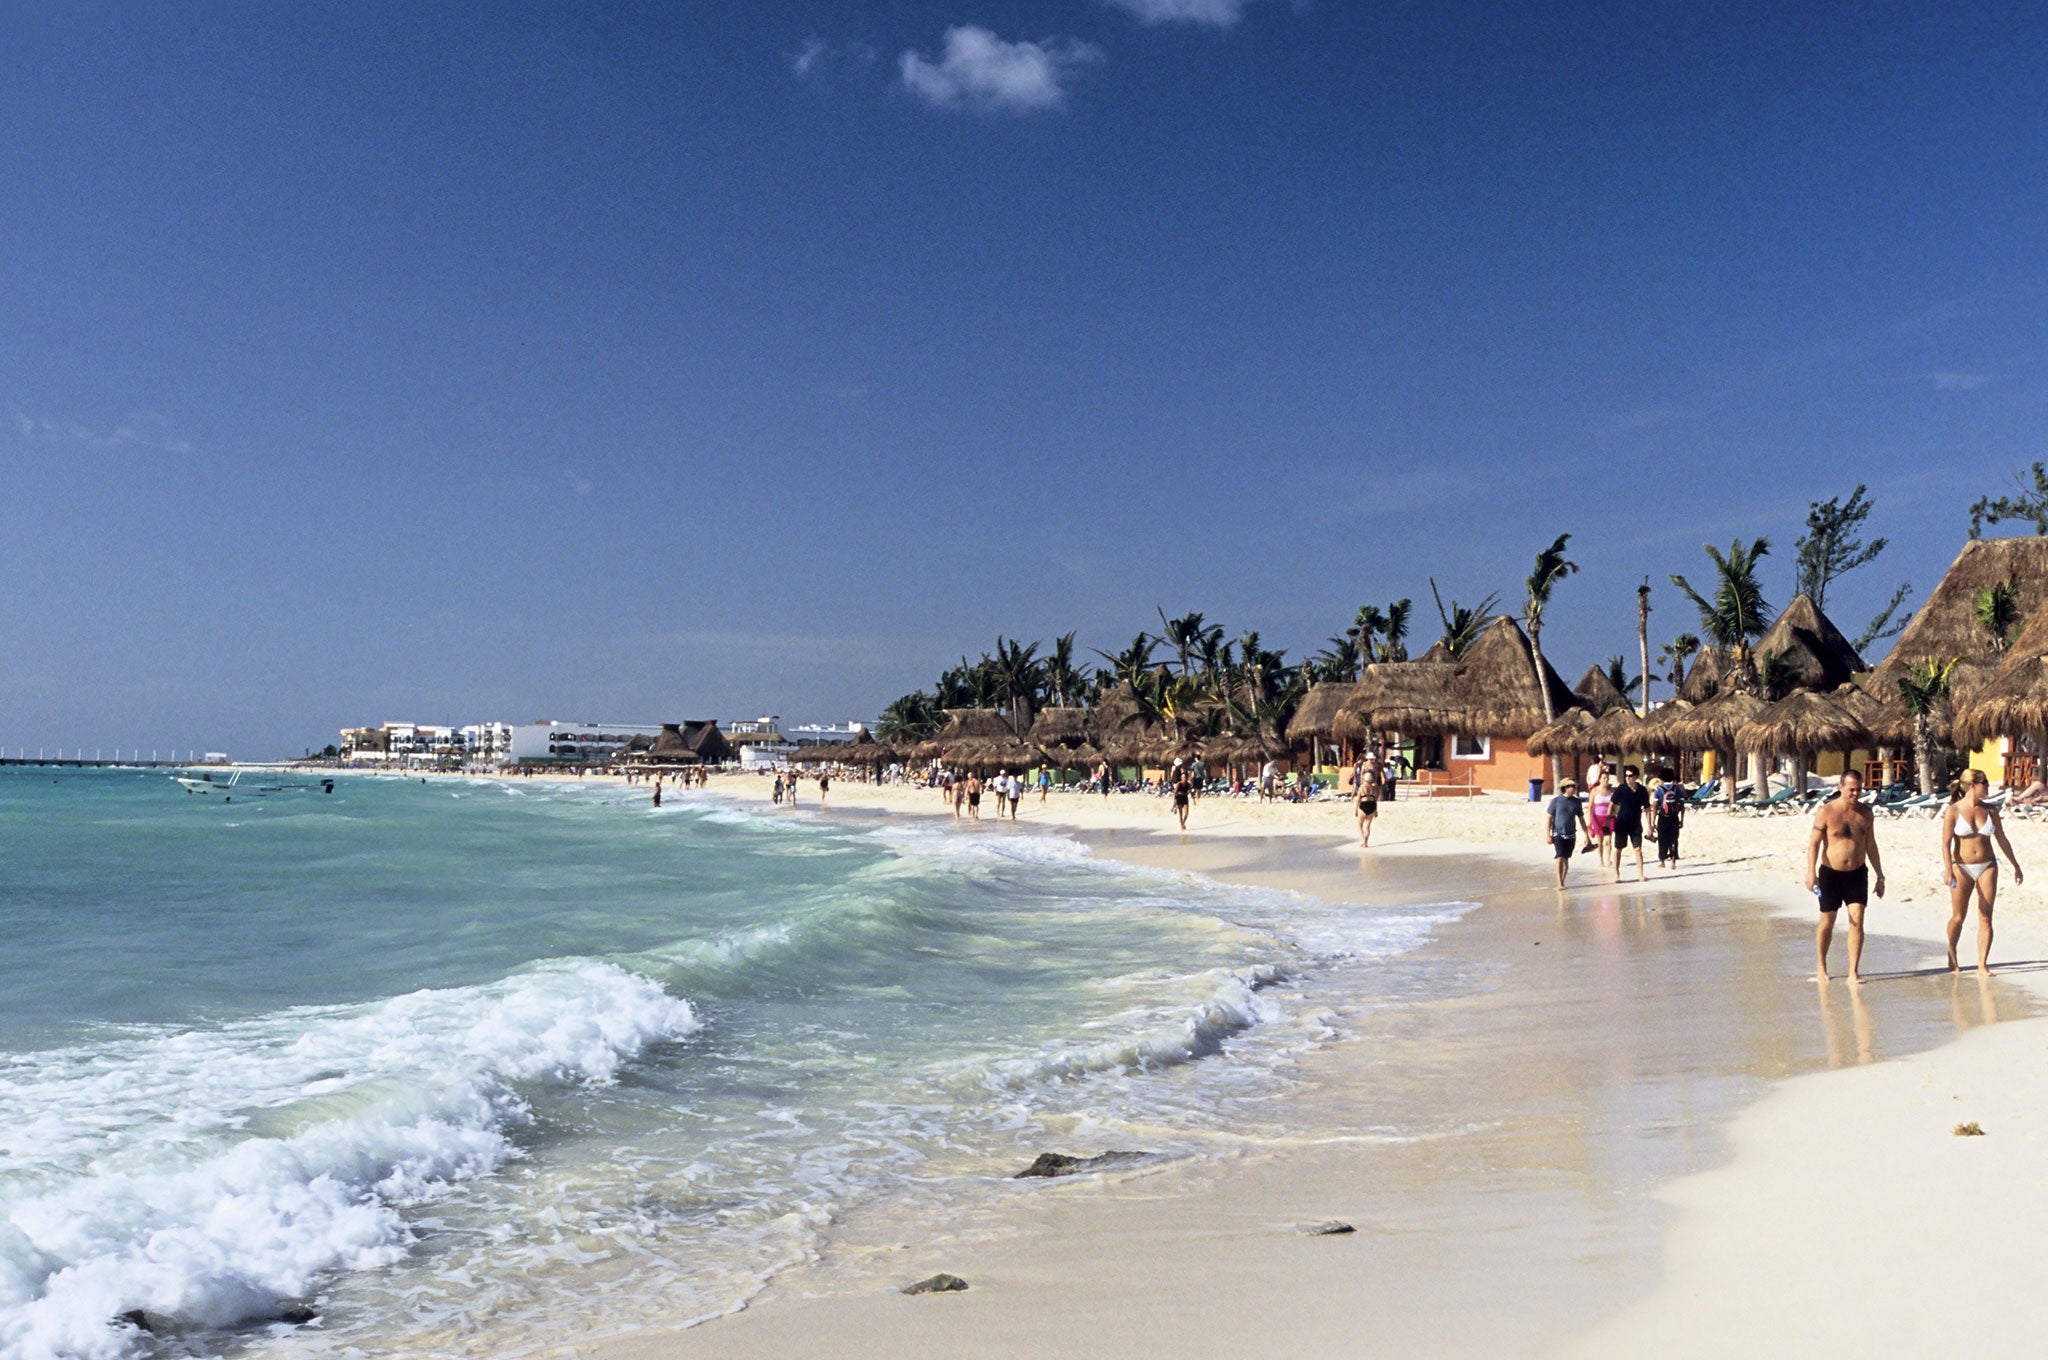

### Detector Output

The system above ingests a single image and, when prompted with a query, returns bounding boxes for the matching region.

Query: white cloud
[1927,370,1992,391]
[793,37,830,77]
[1101,0,1252,25]
[13,409,190,453]
[899,26,1101,113]
[792,37,877,79]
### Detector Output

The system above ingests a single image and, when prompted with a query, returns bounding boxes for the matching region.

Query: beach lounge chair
[1737,787,1801,816]
[1685,781,1720,807]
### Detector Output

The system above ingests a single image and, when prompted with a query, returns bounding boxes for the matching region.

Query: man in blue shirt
[1546,778,1591,889]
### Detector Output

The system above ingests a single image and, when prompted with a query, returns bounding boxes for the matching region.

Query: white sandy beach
[538,770,2048,1359]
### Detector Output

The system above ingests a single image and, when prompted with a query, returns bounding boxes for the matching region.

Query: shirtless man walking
[1804,770,1886,983]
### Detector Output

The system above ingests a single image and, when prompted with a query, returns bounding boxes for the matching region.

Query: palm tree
[876,691,941,744]
[1636,579,1652,717]
[1312,633,1362,684]
[1379,599,1413,662]
[1156,609,1221,678]
[1429,580,1500,659]
[1755,648,1800,701]
[1975,576,2021,654]
[1093,633,1158,691]
[1603,655,1639,703]
[1896,659,1957,795]
[1523,534,1578,787]
[1670,538,1774,691]
[1043,631,1086,708]
[1657,632,1701,692]
[986,636,1044,736]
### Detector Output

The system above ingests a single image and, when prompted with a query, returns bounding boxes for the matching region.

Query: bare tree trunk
[1637,580,1652,718]
[1913,717,1936,796]
[1527,620,1562,790]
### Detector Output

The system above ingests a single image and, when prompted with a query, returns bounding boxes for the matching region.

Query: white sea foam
[0,961,696,1360]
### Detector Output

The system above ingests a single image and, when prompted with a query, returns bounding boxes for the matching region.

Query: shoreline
[517,770,2048,1358]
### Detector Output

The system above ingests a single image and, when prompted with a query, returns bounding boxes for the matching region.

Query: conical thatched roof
[1665,690,1769,752]
[1951,602,2048,747]
[639,724,702,765]
[1029,706,1092,748]
[1630,699,1696,754]
[1870,536,2048,706]
[1343,661,1463,736]
[1342,618,1579,740]
[1678,647,1738,702]
[1573,665,1630,715]
[937,708,1021,742]
[1831,683,1916,748]
[1528,707,1598,757]
[1091,682,1153,755]
[1735,689,1870,757]
[1285,682,1360,744]
[1415,641,1456,664]
[1448,617,1581,738]
[1754,594,1867,694]
[1583,703,1649,755]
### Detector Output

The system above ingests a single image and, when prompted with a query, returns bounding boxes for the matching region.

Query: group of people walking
[1549,764,2027,982]
[1546,761,1688,887]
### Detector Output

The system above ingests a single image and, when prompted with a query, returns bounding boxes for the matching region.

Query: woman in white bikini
[1940,770,2024,974]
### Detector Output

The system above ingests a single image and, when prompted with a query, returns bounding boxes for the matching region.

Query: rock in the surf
[903,1273,970,1295]
[1013,1150,1152,1179]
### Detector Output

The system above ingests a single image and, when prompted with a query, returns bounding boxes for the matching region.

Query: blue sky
[4,1,2046,756]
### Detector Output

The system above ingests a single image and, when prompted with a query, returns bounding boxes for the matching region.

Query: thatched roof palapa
[1029,706,1092,748]
[1664,690,1769,752]
[1734,690,1870,757]
[1951,601,2048,748]
[1582,704,1649,756]
[1343,662,1463,737]
[1528,707,1597,757]
[1284,682,1360,745]
[1871,536,2048,708]
[1629,699,1696,755]
[1414,641,1456,664]
[1678,647,1738,702]
[1754,594,1867,694]
[1830,683,1915,748]
[1572,665,1630,716]
[1341,617,1578,740]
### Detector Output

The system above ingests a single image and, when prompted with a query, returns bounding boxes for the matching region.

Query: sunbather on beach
[1941,769,2024,974]
[1805,770,1885,983]
[2007,778,2048,807]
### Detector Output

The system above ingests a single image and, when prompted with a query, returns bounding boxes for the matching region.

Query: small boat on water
[170,770,336,797]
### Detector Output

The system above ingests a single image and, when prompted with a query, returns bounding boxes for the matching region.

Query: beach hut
[1527,708,1598,784]
[1734,689,1870,794]
[1572,665,1630,716]
[629,722,732,767]
[1665,690,1769,802]
[1029,706,1092,750]
[1753,594,1867,694]
[1629,699,1696,764]
[1678,647,1740,702]
[1284,681,1361,769]
[1864,537,2048,788]
[1581,704,1650,764]
[1950,603,2048,787]
[1342,617,1578,794]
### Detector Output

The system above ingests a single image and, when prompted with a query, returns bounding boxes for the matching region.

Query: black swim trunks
[1815,862,1868,913]
[1612,822,1643,850]
[1552,834,1576,861]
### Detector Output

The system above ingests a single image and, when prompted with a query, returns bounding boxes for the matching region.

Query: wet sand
[599,795,2033,1359]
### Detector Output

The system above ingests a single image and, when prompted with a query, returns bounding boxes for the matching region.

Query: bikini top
[1955,811,1989,838]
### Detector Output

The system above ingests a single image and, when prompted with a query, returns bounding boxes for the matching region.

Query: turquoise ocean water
[0,769,1465,1360]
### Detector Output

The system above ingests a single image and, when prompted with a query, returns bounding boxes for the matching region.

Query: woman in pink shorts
[1587,774,1617,867]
